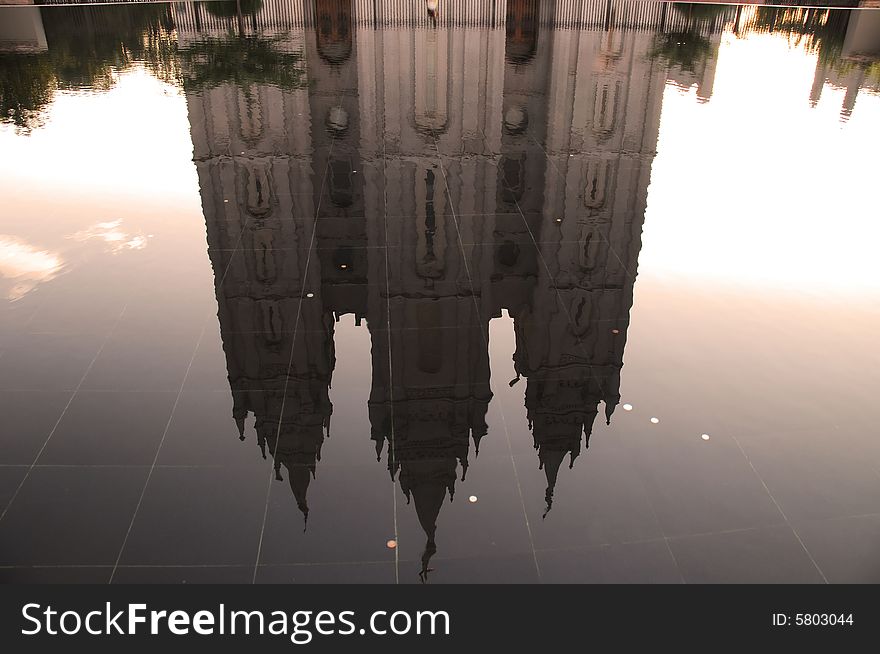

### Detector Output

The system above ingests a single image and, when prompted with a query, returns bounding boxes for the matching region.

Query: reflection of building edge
[182,0,716,575]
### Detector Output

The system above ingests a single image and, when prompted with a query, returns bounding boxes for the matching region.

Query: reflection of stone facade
[181,0,720,569]
[0,6,47,53]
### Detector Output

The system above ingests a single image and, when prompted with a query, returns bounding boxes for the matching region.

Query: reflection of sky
[643,32,880,300]
[69,220,151,253]
[0,235,63,300]
[0,68,202,302]
[0,31,878,305]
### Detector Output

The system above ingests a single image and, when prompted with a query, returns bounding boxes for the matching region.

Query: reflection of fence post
[237,0,245,37]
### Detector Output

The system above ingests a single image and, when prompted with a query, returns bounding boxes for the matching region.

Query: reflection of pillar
[842,8,880,60]
[695,37,719,103]
[841,67,865,120]
[809,62,827,106]
[0,6,47,53]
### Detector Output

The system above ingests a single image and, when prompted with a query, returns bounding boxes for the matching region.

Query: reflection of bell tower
[497,5,667,516]
[181,4,339,526]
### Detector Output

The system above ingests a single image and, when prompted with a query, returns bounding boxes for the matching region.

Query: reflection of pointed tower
[500,5,668,515]
[369,297,491,578]
[180,3,337,527]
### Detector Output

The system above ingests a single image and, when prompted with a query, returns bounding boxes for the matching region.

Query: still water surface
[0,1,879,583]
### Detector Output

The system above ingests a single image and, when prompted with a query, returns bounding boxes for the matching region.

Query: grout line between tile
[0,304,129,525]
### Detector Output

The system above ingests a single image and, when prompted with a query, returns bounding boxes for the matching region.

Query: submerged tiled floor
[1,1,880,583]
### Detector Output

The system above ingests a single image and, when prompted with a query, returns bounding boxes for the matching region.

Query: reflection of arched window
[592,81,620,135]
[417,168,445,280]
[584,160,609,210]
[253,229,277,282]
[258,300,283,344]
[505,0,539,64]
[245,162,272,216]
[500,154,526,203]
[315,0,352,65]
[580,227,602,272]
[416,302,443,374]
[569,292,592,337]
[328,158,353,207]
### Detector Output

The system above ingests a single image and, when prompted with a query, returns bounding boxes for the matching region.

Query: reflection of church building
[179,0,723,571]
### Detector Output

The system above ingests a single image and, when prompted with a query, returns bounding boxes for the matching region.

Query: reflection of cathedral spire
[496,3,661,515]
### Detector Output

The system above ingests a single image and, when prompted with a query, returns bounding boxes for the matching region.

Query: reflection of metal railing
[36,0,161,4]
[165,0,732,34]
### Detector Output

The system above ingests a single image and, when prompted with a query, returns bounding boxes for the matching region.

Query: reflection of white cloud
[0,235,64,301]
[69,219,151,252]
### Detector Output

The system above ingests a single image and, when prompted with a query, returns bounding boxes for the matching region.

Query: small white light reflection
[701,434,711,441]
[306,292,315,298]
[386,539,397,549]
[468,495,478,503]
[650,417,660,424]
[623,404,633,411]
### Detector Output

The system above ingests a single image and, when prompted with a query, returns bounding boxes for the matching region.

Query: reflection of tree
[750,7,849,66]
[649,4,724,76]
[0,54,55,131]
[0,5,177,132]
[177,36,306,93]
[0,2,307,132]
[650,31,713,76]
[748,8,879,88]
[41,4,178,89]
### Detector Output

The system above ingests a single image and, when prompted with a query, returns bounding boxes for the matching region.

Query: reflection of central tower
[357,8,506,577]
